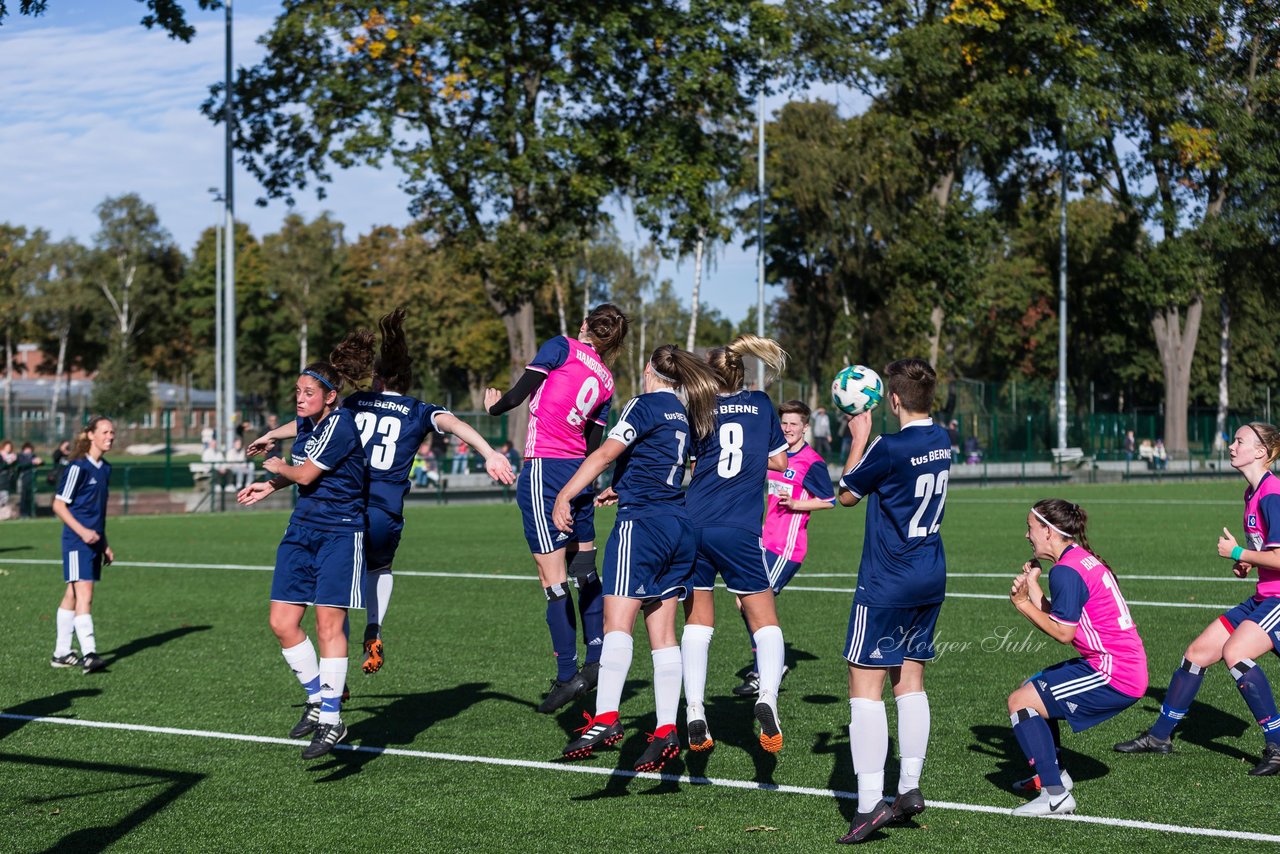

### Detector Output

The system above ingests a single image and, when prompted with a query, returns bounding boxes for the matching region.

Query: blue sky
[0,1,859,323]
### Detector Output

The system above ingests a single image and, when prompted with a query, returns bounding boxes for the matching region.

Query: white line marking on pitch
[0,559,1235,609]
[2,713,1277,844]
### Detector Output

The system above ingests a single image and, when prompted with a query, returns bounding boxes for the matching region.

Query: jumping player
[486,304,629,713]
[681,335,790,756]
[50,416,115,675]
[732,399,836,696]
[1007,499,1148,817]
[1115,422,1280,776]
[237,348,370,760]
[835,358,948,844]
[556,346,721,772]
[249,310,515,674]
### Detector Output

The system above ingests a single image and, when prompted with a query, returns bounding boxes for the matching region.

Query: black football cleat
[580,661,600,691]
[1249,743,1280,776]
[562,712,624,760]
[1113,731,1173,754]
[289,702,321,739]
[51,652,81,669]
[301,720,347,760]
[81,652,107,674]
[634,729,680,773]
[687,718,714,753]
[888,788,926,824]
[838,799,894,844]
[537,672,589,714]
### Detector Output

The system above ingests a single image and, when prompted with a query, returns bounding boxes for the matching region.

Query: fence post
[164,411,172,491]
[122,466,130,516]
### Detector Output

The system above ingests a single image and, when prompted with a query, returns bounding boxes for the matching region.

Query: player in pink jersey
[731,400,835,697]
[1116,422,1280,776]
[485,304,629,713]
[1006,499,1149,817]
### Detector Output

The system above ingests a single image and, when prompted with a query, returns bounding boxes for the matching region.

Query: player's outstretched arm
[551,439,625,532]
[485,370,546,416]
[436,413,515,485]
[246,421,298,456]
[262,455,324,486]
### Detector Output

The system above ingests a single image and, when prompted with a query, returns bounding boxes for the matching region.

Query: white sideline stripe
[3,713,1278,844]
[950,499,1239,506]
[0,559,1235,609]
[805,572,1248,583]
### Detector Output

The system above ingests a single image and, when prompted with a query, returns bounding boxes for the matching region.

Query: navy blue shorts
[603,515,696,601]
[1221,596,1280,654]
[1029,658,1142,733]
[366,507,403,574]
[271,523,366,609]
[516,458,595,554]
[690,526,772,595]
[62,540,104,583]
[844,600,942,667]
[764,550,803,595]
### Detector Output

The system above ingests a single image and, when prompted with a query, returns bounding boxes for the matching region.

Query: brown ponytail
[1247,422,1280,466]
[375,308,414,394]
[72,416,112,460]
[584,303,630,364]
[649,345,721,441]
[707,334,788,393]
[1033,498,1111,576]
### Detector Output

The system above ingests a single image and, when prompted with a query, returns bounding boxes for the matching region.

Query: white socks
[596,631,633,715]
[895,691,930,793]
[365,570,394,629]
[651,646,683,728]
[850,698,888,812]
[753,625,785,700]
[282,637,322,702]
[73,614,96,655]
[318,657,348,725]
[680,624,714,718]
[54,608,76,657]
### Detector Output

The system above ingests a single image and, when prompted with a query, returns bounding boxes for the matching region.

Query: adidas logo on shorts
[636,585,646,595]
[869,648,883,660]
[1066,702,1078,713]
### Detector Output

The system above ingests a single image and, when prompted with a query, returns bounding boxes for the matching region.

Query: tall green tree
[0,0,222,40]
[260,213,349,373]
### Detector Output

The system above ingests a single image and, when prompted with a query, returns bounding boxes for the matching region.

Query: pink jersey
[1244,471,1280,598]
[1050,546,1148,698]
[524,336,615,459]
[762,444,834,563]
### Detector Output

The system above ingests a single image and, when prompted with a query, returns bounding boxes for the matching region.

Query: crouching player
[1006,499,1148,816]
[554,346,720,773]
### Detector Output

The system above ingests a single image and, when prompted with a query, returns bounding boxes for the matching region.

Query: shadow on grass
[307,681,528,782]
[969,722,1109,798]
[0,752,202,854]
[0,544,34,554]
[0,689,103,740]
[104,625,213,671]
[1131,686,1253,762]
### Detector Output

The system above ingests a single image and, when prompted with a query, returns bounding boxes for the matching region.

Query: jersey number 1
[354,412,401,471]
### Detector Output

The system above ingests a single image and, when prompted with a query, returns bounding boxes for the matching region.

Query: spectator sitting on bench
[1152,439,1168,470]
[964,434,983,464]
[1138,439,1155,468]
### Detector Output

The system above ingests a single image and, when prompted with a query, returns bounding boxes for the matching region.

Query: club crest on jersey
[1249,514,1258,528]
[784,468,796,479]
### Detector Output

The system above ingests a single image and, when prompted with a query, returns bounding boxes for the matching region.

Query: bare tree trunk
[552,268,568,338]
[496,297,538,449]
[1151,297,1203,456]
[49,322,68,433]
[1214,294,1229,451]
[927,305,944,369]
[299,317,309,373]
[686,235,704,350]
[4,328,12,439]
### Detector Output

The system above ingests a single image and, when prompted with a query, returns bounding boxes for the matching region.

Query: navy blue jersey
[56,457,111,537]
[685,390,787,531]
[607,390,691,521]
[343,391,448,516]
[290,409,368,532]
[839,419,951,607]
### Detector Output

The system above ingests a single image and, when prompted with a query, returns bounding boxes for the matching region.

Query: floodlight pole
[755,36,765,390]
[223,0,237,458]
[1056,145,1069,451]
[215,221,223,447]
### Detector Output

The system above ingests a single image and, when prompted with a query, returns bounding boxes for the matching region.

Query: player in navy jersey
[485,305,629,714]
[1115,422,1280,776]
[554,345,721,772]
[50,416,115,675]
[249,310,515,674]
[237,346,370,761]
[1006,500,1148,817]
[681,334,790,757]
[835,358,950,844]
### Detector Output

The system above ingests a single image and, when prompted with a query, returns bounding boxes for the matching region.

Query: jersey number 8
[354,412,401,471]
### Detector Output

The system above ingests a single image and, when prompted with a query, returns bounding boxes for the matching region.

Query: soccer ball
[831,365,883,416]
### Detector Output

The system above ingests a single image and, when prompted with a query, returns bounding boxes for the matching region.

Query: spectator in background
[451,435,470,474]
[263,414,283,461]
[500,440,522,470]
[49,439,72,487]
[1153,439,1168,471]
[839,412,853,460]
[412,442,438,487]
[964,434,983,464]
[0,439,17,515]
[17,442,41,518]
[946,419,961,457]
[1123,430,1136,461]
[812,406,833,460]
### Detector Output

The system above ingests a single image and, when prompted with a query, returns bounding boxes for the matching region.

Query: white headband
[648,362,677,385]
[1031,508,1072,539]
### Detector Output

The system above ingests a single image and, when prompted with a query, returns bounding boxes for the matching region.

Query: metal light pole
[215,221,223,447]
[223,0,237,457]
[755,36,765,390]
[1056,145,1069,451]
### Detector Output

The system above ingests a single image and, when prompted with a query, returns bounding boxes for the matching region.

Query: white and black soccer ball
[831,365,883,416]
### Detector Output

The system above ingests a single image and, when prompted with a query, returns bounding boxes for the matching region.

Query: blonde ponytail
[708,334,788,392]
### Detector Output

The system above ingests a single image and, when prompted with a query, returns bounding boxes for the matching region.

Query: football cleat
[50,652,81,669]
[81,652,107,674]
[562,711,624,760]
[361,638,384,674]
[289,702,321,739]
[687,718,714,753]
[754,695,783,753]
[1113,731,1173,754]
[580,660,601,692]
[731,670,760,697]
[1012,768,1073,793]
[838,799,894,844]
[888,788,926,824]
[1012,788,1076,817]
[1248,743,1280,776]
[634,729,680,773]
[537,672,589,714]
[302,720,347,760]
